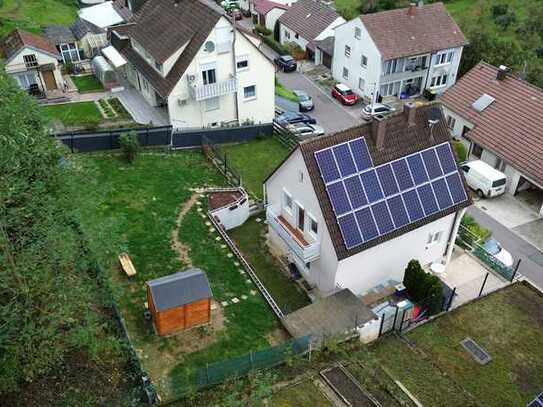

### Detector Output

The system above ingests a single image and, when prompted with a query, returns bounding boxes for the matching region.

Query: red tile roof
[1,29,60,60]
[254,0,288,16]
[440,62,543,186]
[360,2,467,61]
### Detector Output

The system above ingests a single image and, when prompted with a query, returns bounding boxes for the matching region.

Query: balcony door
[296,203,305,231]
[201,66,217,85]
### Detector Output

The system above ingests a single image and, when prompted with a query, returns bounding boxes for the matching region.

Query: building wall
[265,149,339,294]
[336,213,457,296]
[425,46,463,95]
[6,47,63,91]
[332,18,381,100]
[264,8,286,32]
[279,24,309,51]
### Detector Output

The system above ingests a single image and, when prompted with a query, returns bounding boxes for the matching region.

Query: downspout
[230,18,240,125]
[445,207,466,265]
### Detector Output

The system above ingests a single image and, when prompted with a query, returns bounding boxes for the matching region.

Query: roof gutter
[231,18,240,125]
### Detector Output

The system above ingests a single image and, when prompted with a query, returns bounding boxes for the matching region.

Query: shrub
[491,4,509,18]
[254,24,271,36]
[452,141,467,162]
[495,12,516,30]
[285,42,305,60]
[262,35,289,55]
[64,61,75,74]
[403,260,443,314]
[119,131,140,163]
[461,214,492,245]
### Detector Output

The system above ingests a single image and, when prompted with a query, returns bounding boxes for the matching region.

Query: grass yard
[72,153,280,402]
[0,0,78,37]
[271,380,332,406]
[42,101,102,128]
[71,75,104,93]
[220,138,290,199]
[365,283,543,406]
[275,80,299,103]
[229,217,311,314]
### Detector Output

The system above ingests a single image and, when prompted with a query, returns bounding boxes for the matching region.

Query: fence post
[378,314,385,337]
[146,127,150,147]
[478,272,489,297]
[398,310,406,334]
[511,259,521,281]
[446,287,457,310]
[308,342,312,362]
[392,306,399,330]
[70,134,74,153]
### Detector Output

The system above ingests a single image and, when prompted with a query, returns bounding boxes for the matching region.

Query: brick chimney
[407,3,417,16]
[496,65,509,81]
[404,102,417,127]
[373,115,387,151]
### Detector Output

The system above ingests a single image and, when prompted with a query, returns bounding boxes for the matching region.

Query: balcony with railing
[381,56,429,82]
[189,77,237,101]
[266,206,320,263]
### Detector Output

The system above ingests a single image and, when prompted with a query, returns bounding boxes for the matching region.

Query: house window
[430,74,448,88]
[283,190,293,213]
[285,31,291,40]
[23,54,38,69]
[380,81,401,97]
[361,54,367,68]
[358,77,365,90]
[427,231,443,245]
[309,215,318,235]
[446,115,456,130]
[354,27,361,39]
[294,33,299,39]
[16,72,37,89]
[60,43,80,63]
[205,96,220,111]
[345,45,351,57]
[202,68,217,85]
[342,67,349,79]
[383,58,404,75]
[236,58,249,71]
[471,143,483,158]
[435,51,454,65]
[243,85,256,100]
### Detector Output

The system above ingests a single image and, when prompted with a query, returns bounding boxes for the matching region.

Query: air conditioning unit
[178,98,187,106]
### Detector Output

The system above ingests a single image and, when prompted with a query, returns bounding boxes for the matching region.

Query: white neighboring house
[278,0,344,59]
[441,62,543,214]
[110,0,274,129]
[251,0,289,32]
[332,2,467,102]
[264,103,471,296]
[1,29,64,95]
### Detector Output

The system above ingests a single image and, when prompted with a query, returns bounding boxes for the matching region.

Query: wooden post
[478,272,489,297]
[308,341,312,362]
[378,314,385,337]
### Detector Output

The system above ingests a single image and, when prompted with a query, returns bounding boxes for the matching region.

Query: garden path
[171,193,198,267]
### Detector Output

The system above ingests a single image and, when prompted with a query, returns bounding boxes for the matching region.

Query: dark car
[331,83,359,105]
[274,111,316,126]
[274,55,297,72]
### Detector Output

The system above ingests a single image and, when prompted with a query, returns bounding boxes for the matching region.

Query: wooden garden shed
[146,268,212,336]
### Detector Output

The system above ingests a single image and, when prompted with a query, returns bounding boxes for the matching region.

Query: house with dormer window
[332,2,467,102]
[110,0,274,129]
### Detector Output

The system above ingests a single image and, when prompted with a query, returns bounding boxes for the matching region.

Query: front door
[42,70,57,90]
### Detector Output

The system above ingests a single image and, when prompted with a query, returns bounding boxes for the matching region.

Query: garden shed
[146,268,213,336]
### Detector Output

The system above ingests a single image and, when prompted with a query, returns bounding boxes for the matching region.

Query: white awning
[102,45,127,68]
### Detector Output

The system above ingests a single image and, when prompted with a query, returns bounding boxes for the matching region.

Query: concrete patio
[473,193,540,229]
[113,85,169,126]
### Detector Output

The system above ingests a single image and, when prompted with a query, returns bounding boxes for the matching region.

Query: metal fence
[172,123,273,149]
[272,121,298,151]
[202,136,242,187]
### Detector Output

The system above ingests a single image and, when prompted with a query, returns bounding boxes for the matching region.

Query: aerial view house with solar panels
[331,2,467,102]
[264,102,471,296]
[441,62,543,215]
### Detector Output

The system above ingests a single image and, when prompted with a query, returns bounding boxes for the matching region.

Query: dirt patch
[505,284,543,325]
[266,327,291,346]
[208,190,243,210]
[171,194,199,267]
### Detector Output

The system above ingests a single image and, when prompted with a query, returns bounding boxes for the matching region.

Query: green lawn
[71,153,279,402]
[229,217,311,314]
[275,80,299,103]
[42,101,102,128]
[271,380,332,406]
[220,138,290,199]
[71,75,104,93]
[0,0,77,37]
[366,283,543,406]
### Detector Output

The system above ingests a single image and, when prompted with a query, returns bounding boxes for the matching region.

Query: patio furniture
[119,252,137,276]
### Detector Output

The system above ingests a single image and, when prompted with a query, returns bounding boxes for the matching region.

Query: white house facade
[332,3,467,102]
[265,103,471,297]
[111,0,274,129]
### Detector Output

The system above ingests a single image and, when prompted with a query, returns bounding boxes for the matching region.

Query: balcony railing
[266,206,320,263]
[189,77,237,101]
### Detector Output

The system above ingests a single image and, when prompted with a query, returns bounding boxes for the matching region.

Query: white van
[460,160,507,198]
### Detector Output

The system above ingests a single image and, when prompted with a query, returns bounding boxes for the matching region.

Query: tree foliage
[0,70,123,393]
[403,260,443,314]
[119,131,140,163]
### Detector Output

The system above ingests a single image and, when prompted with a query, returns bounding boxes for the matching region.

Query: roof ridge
[475,61,543,95]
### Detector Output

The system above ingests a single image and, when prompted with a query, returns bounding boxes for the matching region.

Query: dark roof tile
[1,29,60,60]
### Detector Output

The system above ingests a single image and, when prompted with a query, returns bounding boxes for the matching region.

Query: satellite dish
[204,41,215,53]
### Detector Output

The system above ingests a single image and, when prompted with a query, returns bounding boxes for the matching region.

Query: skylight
[472,94,495,112]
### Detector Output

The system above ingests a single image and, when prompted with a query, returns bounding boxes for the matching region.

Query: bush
[285,42,305,60]
[491,4,509,18]
[255,24,271,36]
[119,131,140,163]
[262,35,289,55]
[494,12,516,30]
[461,214,492,245]
[452,141,467,162]
[403,260,443,314]
[64,61,75,74]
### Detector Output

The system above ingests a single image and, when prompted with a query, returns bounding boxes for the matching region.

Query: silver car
[287,122,325,139]
[361,103,395,119]
[293,90,314,112]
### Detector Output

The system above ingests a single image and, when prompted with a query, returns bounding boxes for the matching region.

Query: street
[467,206,543,289]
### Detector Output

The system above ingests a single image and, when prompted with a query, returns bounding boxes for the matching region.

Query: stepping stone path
[209,227,215,232]
[234,262,240,266]
[197,207,202,212]
[220,244,227,249]
[241,295,248,300]
[205,221,211,226]
[239,270,245,275]
[255,218,262,223]
[201,214,206,219]
[215,236,221,241]
[196,201,202,206]
[227,253,233,258]
[245,279,252,284]
[250,290,257,296]
[221,301,229,307]
[231,298,239,304]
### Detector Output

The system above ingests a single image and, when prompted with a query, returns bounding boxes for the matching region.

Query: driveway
[467,206,543,290]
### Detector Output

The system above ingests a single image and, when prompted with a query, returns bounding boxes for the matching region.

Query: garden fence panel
[172,123,273,149]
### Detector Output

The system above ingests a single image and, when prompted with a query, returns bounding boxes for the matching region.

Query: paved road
[468,206,543,289]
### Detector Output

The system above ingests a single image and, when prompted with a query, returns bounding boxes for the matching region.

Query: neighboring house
[110,0,275,129]
[43,25,84,64]
[71,17,108,60]
[1,29,64,95]
[79,1,126,29]
[441,62,543,212]
[278,0,345,59]
[332,2,467,102]
[251,0,288,33]
[264,103,471,296]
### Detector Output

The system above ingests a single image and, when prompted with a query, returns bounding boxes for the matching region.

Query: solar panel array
[314,137,468,250]
[527,392,543,407]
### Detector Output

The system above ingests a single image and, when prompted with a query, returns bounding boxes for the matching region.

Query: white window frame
[361,54,367,68]
[434,50,454,66]
[358,77,365,91]
[283,189,293,214]
[427,231,443,246]
[354,27,361,39]
[345,45,351,57]
[342,67,349,79]
[446,115,456,130]
[205,96,220,111]
[236,56,249,71]
[243,84,256,101]
[308,214,318,237]
[430,74,448,88]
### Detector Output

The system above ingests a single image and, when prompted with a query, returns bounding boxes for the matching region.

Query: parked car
[227,8,242,20]
[288,122,325,138]
[274,111,316,126]
[274,55,297,72]
[361,103,395,119]
[293,90,314,112]
[331,83,358,105]
[483,238,514,267]
[460,160,507,198]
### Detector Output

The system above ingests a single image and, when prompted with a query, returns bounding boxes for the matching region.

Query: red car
[332,83,359,105]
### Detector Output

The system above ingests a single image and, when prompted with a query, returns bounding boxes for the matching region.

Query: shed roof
[147,268,212,311]
[254,0,288,16]
[71,17,105,40]
[43,25,76,45]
